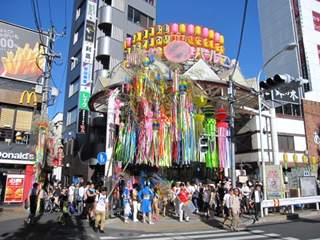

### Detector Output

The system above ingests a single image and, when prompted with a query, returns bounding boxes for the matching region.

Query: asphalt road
[0,213,319,240]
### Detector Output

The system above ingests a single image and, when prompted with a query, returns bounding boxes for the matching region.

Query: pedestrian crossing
[99,229,300,240]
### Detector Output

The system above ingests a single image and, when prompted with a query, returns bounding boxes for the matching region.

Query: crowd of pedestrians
[24,178,263,232]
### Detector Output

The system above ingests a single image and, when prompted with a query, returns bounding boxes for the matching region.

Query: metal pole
[228,75,236,186]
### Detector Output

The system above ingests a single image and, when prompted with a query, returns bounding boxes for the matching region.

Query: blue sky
[0,0,263,119]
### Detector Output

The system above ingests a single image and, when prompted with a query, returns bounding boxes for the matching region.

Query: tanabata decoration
[204,118,219,169]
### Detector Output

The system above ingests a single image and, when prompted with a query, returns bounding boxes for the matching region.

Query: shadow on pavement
[0,216,91,240]
[248,216,320,228]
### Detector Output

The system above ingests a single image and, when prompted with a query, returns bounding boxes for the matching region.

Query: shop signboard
[78,109,89,134]
[265,165,285,200]
[0,21,47,84]
[77,0,97,134]
[0,143,35,162]
[299,176,317,197]
[4,174,24,203]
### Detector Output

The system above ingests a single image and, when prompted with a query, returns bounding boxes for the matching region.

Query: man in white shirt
[222,188,232,226]
[241,183,251,213]
[94,187,107,233]
[77,184,85,216]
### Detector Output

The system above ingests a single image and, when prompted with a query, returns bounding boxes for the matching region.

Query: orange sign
[4,174,25,203]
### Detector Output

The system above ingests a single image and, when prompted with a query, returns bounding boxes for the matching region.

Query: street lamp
[256,42,297,217]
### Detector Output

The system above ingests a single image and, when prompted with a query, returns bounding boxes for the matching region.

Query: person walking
[86,182,97,223]
[138,181,154,224]
[252,183,263,221]
[230,188,241,231]
[178,183,190,222]
[94,187,107,233]
[26,183,39,224]
[222,188,232,226]
[132,186,139,222]
[76,183,85,216]
[192,183,200,214]
[122,183,131,223]
[152,184,160,221]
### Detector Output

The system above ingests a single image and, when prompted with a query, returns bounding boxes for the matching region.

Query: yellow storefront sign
[19,91,37,106]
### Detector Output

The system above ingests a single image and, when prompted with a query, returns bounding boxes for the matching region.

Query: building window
[70,51,81,71]
[127,5,153,28]
[69,78,79,97]
[73,31,79,45]
[15,110,33,132]
[76,7,81,20]
[66,108,77,126]
[278,135,294,152]
[313,11,320,32]
[103,0,112,5]
[235,134,253,153]
[111,25,123,42]
[144,0,155,6]
[112,0,124,11]
[0,108,15,128]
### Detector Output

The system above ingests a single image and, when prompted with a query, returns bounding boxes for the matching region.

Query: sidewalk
[0,205,27,222]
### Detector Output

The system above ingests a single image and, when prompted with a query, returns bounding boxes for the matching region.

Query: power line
[230,0,249,79]
[48,0,54,27]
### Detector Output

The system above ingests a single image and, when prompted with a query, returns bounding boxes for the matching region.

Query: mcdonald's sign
[19,91,38,106]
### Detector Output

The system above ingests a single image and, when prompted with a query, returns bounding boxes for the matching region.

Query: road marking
[100,229,266,240]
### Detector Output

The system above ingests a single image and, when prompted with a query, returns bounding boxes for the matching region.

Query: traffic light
[259,74,291,91]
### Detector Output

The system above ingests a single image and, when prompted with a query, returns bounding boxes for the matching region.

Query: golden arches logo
[19,91,37,106]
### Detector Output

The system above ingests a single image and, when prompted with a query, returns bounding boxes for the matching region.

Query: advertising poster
[4,174,25,203]
[0,21,47,83]
[265,165,285,200]
[77,0,97,134]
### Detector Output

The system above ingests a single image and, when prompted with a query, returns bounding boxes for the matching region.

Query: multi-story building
[0,21,45,203]
[258,0,320,100]
[235,0,320,180]
[62,0,156,182]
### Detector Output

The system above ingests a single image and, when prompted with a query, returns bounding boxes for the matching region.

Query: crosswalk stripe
[100,230,227,239]
[100,229,267,240]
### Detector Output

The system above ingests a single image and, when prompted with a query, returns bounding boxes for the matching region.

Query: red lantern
[215,107,228,122]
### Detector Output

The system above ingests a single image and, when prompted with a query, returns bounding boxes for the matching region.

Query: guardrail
[261,196,320,217]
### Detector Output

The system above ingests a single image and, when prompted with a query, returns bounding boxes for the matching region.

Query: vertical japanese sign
[312,11,320,32]
[77,0,97,134]
[4,174,25,203]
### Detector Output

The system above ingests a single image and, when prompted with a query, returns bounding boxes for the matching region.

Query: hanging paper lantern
[214,32,220,43]
[283,152,288,170]
[215,107,228,122]
[194,95,207,108]
[149,27,155,37]
[163,24,170,35]
[163,35,170,45]
[311,155,317,165]
[156,25,163,35]
[187,24,195,36]
[194,114,205,122]
[208,29,215,40]
[171,23,179,34]
[302,154,308,164]
[219,35,224,45]
[202,27,209,38]
[155,36,163,46]
[179,24,186,34]
[293,153,298,165]
[195,26,202,36]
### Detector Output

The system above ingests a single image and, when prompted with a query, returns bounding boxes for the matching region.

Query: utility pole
[35,26,61,181]
[228,74,236,187]
[41,26,61,118]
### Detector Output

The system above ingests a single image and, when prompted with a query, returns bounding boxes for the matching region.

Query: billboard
[0,21,47,84]
[4,174,25,203]
[77,0,97,134]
